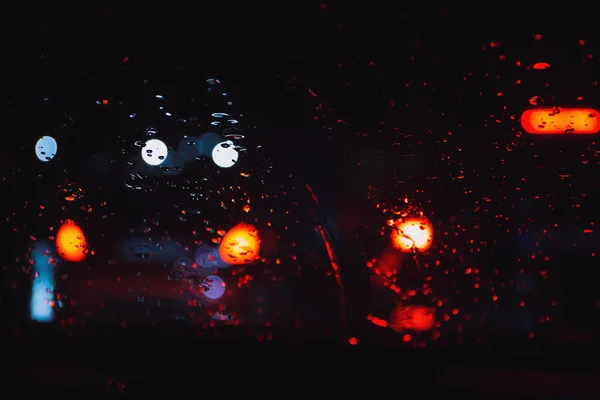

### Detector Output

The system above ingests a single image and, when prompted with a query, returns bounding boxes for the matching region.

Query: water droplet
[212,112,230,118]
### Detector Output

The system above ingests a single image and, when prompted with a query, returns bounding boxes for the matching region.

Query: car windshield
[2,2,600,366]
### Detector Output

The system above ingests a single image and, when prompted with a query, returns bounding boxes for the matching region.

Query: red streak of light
[305,184,320,207]
[318,225,339,274]
[306,184,347,336]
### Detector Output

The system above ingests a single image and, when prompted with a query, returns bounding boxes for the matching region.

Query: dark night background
[2,0,600,395]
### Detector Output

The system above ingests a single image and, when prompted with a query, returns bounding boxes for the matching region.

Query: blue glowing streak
[30,240,55,322]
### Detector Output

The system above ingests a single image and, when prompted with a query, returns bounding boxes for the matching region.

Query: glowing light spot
[202,275,225,300]
[31,282,53,322]
[30,240,55,322]
[141,138,168,166]
[390,305,436,332]
[212,140,239,168]
[56,220,87,262]
[521,108,600,134]
[391,217,434,253]
[532,62,551,70]
[35,136,58,162]
[218,223,261,265]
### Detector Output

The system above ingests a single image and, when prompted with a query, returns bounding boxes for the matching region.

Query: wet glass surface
[2,3,600,364]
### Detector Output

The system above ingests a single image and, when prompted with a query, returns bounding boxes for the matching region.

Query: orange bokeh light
[56,220,87,262]
[521,108,600,134]
[390,305,436,332]
[218,223,261,265]
[391,217,433,253]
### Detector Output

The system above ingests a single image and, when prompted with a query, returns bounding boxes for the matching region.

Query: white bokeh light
[141,138,168,166]
[211,140,239,168]
[35,136,58,162]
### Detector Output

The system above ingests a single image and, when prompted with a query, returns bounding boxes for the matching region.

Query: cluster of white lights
[139,138,239,169]
[35,135,241,171]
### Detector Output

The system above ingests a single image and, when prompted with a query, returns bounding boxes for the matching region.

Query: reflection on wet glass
[5,30,600,356]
